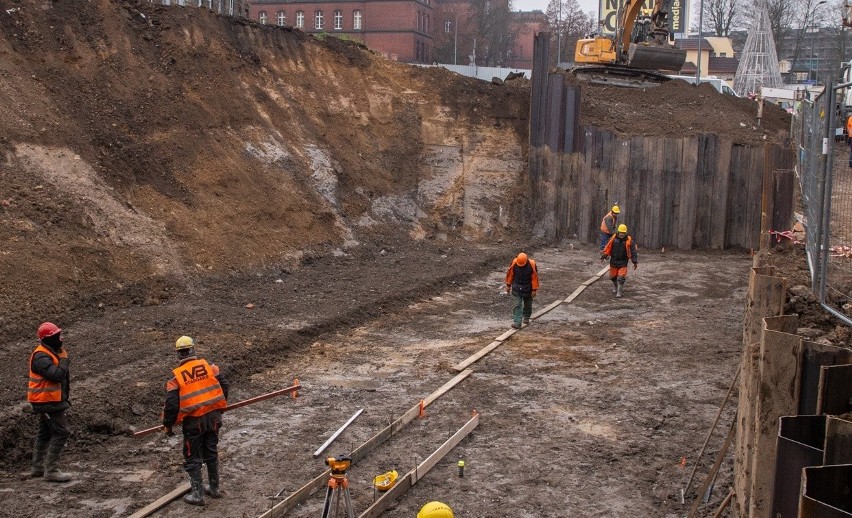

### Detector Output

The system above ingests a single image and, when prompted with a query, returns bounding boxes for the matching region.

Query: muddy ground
[1,242,757,518]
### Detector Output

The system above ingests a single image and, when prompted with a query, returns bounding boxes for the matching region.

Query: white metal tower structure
[733,0,782,96]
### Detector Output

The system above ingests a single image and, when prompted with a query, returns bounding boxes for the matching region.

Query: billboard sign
[598,0,687,35]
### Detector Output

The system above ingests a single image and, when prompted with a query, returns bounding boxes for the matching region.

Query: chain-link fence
[793,81,852,326]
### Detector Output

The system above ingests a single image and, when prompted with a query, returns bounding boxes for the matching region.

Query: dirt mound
[577,78,790,145]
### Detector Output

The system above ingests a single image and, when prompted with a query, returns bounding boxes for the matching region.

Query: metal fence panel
[792,82,852,327]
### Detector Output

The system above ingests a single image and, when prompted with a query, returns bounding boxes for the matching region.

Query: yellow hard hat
[617,224,627,233]
[418,501,454,518]
[611,205,620,214]
[175,336,195,350]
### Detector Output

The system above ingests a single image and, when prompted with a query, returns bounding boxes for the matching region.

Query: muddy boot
[205,461,222,498]
[183,468,205,506]
[611,278,618,294]
[43,438,72,483]
[31,438,49,478]
[616,279,625,298]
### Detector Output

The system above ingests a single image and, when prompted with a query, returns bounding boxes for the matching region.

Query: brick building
[507,10,547,69]
[247,1,546,67]
[248,0,436,63]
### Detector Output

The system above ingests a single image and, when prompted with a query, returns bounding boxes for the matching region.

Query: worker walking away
[27,322,73,482]
[601,224,638,298]
[162,336,230,506]
[599,205,620,251]
[505,252,540,329]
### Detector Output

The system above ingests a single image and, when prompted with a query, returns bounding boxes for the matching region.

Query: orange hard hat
[516,252,528,266]
[37,322,62,340]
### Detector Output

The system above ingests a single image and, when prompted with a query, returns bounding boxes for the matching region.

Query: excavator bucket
[627,43,687,71]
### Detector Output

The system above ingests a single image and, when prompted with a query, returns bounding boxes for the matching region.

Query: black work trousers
[36,410,71,444]
[181,411,221,472]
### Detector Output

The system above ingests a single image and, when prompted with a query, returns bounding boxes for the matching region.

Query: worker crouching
[162,336,230,506]
[601,224,638,297]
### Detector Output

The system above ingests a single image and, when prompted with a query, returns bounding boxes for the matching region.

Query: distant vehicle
[666,75,739,96]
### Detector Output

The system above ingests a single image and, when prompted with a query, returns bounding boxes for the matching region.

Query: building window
[296,10,304,28]
[445,20,451,33]
[277,11,285,26]
[315,10,323,30]
[259,11,267,24]
[334,10,343,30]
[353,10,362,30]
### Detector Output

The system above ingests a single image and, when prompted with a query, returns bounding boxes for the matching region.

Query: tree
[700,0,743,36]
[472,0,516,66]
[546,0,595,65]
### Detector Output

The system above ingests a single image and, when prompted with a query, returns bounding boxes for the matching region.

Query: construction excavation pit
[0,1,849,518]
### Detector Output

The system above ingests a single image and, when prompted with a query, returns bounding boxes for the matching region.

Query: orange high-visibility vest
[600,212,617,233]
[172,359,226,423]
[28,344,65,404]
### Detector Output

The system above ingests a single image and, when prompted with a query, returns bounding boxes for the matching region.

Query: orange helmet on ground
[516,252,528,266]
[37,322,61,340]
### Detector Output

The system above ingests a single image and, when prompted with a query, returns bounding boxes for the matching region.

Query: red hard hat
[37,322,62,340]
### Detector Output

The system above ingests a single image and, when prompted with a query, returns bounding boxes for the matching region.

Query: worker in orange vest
[847,115,852,167]
[27,322,73,482]
[162,336,230,506]
[601,224,638,298]
[505,252,540,329]
[599,205,620,251]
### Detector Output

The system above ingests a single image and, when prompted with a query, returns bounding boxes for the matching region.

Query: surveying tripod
[320,455,354,518]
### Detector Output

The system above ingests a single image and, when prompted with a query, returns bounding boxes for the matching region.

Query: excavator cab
[573,0,686,87]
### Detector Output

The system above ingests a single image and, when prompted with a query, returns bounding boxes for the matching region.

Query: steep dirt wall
[0,0,528,341]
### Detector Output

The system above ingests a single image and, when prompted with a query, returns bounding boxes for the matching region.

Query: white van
[666,75,739,96]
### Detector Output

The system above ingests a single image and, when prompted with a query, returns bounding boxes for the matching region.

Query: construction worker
[846,114,852,167]
[505,252,540,329]
[162,336,230,506]
[599,204,620,251]
[27,322,73,482]
[601,224,638,298]
[418,501,454,518]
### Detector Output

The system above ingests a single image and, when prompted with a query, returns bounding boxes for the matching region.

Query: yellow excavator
[573,0,687,87]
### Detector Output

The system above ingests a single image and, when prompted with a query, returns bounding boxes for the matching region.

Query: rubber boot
[43,438,72,482]
[205,461,222,498]
[611,278,618,294]
[616,279,625,298]
[31,437,49,478]
[183,468,205,506]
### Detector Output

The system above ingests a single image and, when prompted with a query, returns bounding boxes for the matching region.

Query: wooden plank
[495,328,518,341]
[423,369,473,406]
[357,471,414,518]
[648,137,664,249]
[128,483,190,518]
[564,285,587,302]
[453,342,503,371]
[578,130,594,243]
[688,415,736,518]
[530,299,562,319]
[258,372,471,518]
[358,413,480,518]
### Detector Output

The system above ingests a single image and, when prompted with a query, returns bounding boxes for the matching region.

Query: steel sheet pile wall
[732,265,852,518]
[526,36,794,250]
[529,126,794,249]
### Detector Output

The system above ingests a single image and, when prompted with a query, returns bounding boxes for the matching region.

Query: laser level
[320,455,354,518]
